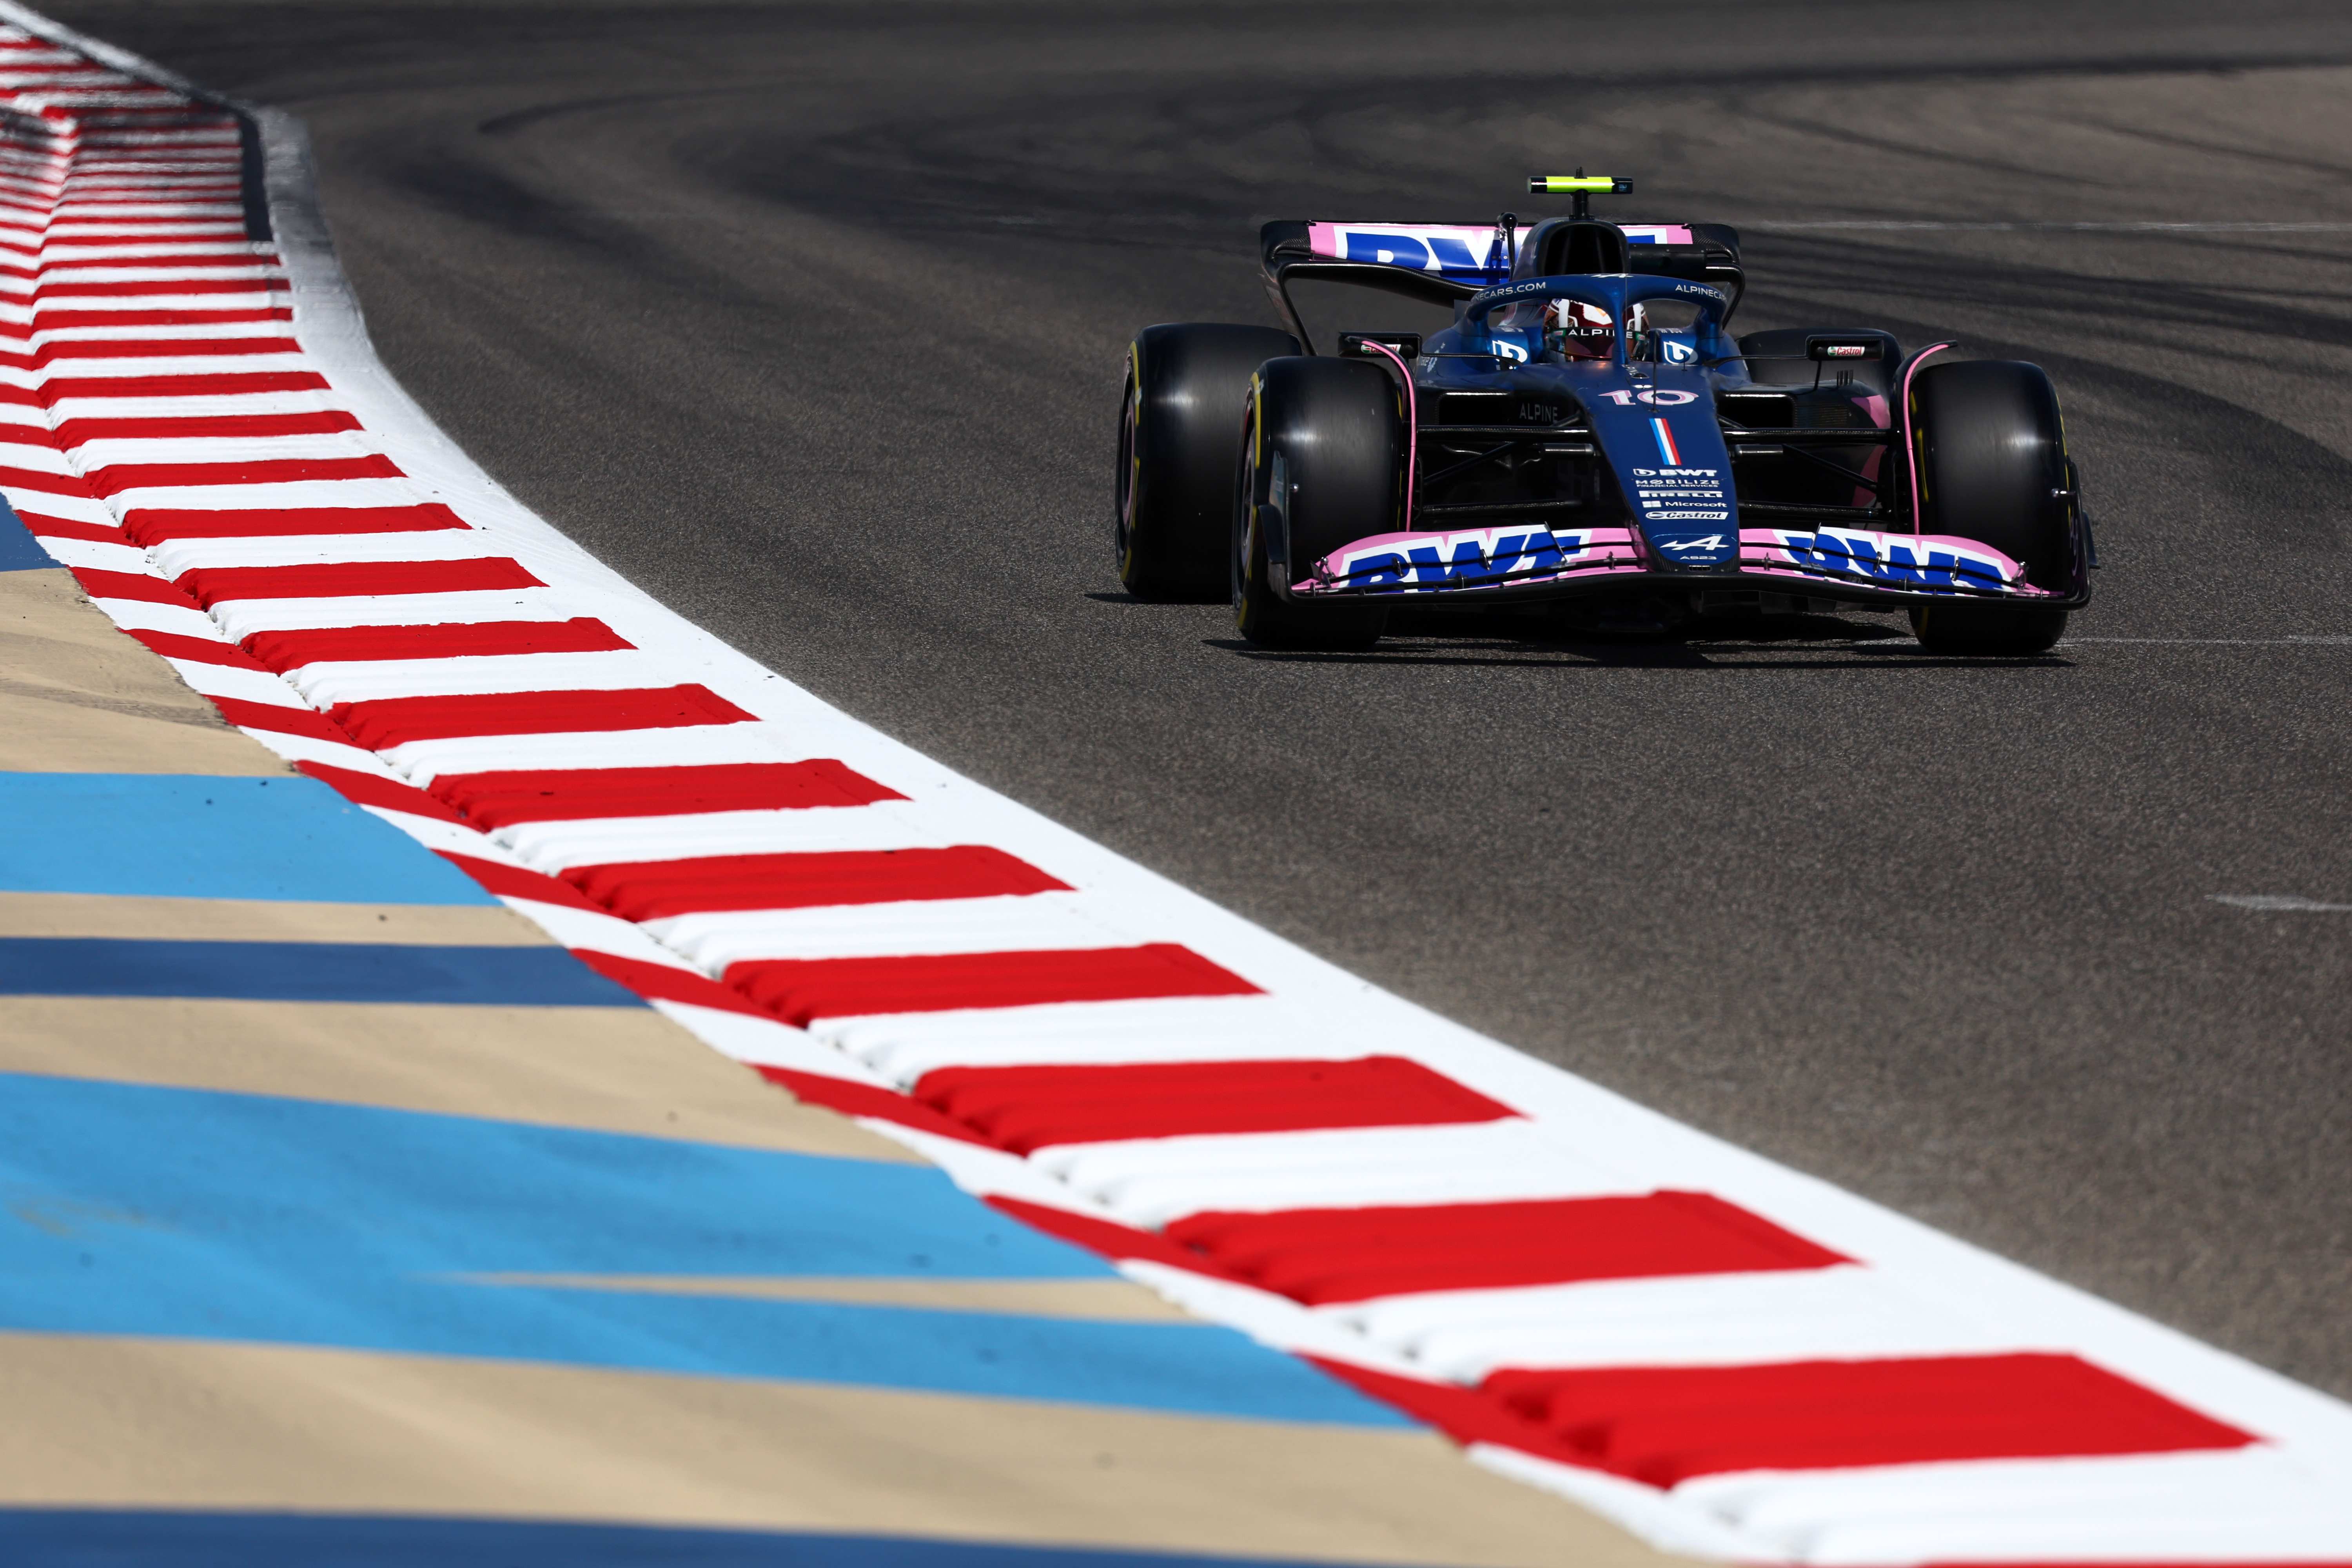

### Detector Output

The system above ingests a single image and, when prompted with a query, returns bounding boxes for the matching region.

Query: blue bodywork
[1253,218,2091,614]
[1445,272,1744,569]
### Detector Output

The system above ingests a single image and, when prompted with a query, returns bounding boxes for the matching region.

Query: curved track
[56,0,2352,1396]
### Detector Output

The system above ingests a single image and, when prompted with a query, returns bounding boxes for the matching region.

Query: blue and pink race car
[1114,175,2093,653]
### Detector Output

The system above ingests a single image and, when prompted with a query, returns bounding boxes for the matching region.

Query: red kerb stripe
[122,627,269,670]
[33,279,278,298]
[986,1196,1243,1276]
[1164,1192,1851,1305]
[206,695,346,742]
[53,410,357,443]
[0,463,91,497]
[726,944,1263,1030]
[36,370,328,402]
[435,851,604,912]
[27,336,295,365]
[69,565,195,606]
[564,846,1071,921]
[124,503,466,544]
[33,307,295,331]
[172,557,543,605]
[14,510,118,543]
[327,684,757,748]
[906,1055,1514,1154]
[564,946,770,1016]
[1474,1353,2257,1485]
[245,617,633,669]
[426,760,904,826]
[755,1066,994,1145]
[38,254,276,272]
[92,453,402,495]
[294,760,467,823]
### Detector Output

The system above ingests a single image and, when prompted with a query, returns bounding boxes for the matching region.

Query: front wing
[1294,523,2090,610]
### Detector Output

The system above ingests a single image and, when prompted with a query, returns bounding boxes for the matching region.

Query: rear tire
[1907,358,2081,655]
[1232,357,1398,651]
[1118,323,1300,601]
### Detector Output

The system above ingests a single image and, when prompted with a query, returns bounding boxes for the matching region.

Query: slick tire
[1118,323,1301,601]
[1232,356,1398,651]
[1907,358,2082,655]
[1908,601,2068,655]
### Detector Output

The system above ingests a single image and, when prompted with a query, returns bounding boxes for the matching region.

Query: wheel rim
[1232,394,1260,615]
[1114,376,1140,569]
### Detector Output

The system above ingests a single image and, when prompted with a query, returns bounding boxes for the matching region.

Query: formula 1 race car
[1114,175,2093,653]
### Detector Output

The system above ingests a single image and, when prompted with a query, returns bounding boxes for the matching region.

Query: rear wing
[1258,219,1742,352]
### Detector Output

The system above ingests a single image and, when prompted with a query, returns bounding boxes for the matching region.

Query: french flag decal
[1651,417,1683,466]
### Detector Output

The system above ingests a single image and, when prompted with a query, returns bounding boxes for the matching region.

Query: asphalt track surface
[54,0,2352,1399]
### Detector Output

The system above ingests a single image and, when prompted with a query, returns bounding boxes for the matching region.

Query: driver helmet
[1545,298,1616,360]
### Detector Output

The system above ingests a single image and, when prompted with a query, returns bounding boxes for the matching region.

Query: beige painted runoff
[0,567,288,775]
[0,995,922,1162]
[0,1334,1690,1568]
[0,890,554,945]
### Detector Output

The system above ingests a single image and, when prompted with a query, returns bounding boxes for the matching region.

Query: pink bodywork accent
[1854,393,1892,509]
[1306,222,1494,267]
[1736,526,2054,596]
[1295,527,1643,595]
[1355,339,1417,533]
[1305,222,1695,266]
[1899,345,1955,534]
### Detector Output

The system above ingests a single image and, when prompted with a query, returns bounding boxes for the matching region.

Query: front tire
[1907,358,2081,655]
[1232,357,1399,651]
[1908,602,2067,655]
[1118,323,1300,601]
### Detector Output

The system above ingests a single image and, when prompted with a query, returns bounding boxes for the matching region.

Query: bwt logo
[1339,526,1592,589]
[1779,528,2014,590]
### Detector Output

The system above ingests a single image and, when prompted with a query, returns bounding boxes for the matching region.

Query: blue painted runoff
[0,774,496,904]
[0,1513,1434,1568]
[0,1074,1405,1426]
[0,495,55,571]
[0,937,645,1006]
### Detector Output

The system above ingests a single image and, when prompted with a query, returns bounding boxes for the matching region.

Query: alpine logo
[1660,534,1726,551]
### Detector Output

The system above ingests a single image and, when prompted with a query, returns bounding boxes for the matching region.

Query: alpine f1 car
[1114,174,2093,654]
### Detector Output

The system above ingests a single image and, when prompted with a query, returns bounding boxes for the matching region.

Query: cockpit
[1470,283,1716,368]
